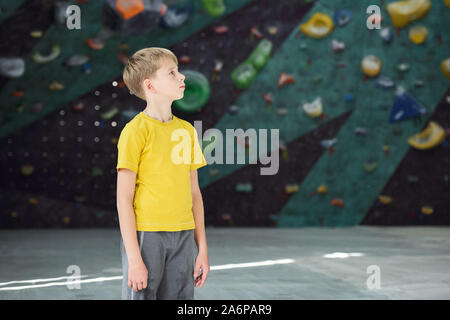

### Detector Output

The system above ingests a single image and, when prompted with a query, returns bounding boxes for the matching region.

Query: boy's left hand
[194,252,209,288]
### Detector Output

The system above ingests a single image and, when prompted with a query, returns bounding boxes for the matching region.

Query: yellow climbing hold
[285,184,299,194]
[441,58,450,79]
[317,185,328,194]
[361,55,382,77]
[445,0,450,8]
[409,25,428,44]
[378,195,393,205]
[386,0,431,28]
[421,206,433,215]
[303,97,323,118]
[300,13,334,39]
[408,121,446,150]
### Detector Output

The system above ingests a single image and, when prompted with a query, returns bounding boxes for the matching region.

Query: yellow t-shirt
[116,111,207,231]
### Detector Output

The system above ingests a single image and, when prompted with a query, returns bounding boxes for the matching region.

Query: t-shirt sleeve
[116,124,145,174]
[190,126,207,171]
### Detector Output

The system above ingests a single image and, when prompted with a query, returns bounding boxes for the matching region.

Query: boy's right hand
[128,261,148,292]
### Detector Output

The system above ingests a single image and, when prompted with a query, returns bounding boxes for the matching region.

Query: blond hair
[122,47,178,100]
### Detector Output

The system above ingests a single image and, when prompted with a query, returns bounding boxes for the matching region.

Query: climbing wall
[197,0,450,226]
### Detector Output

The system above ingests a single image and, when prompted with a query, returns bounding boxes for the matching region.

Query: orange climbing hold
[115,0,144,20]
[331,198,344,208]
[278,73,296,88]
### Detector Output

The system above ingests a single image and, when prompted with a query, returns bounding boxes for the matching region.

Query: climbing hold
[421,206,433,215]
[375,76,395,89]
[236,182,252,193]
[320,138,337,149]
[300,12,334,39]
[30,30,43,38]
[32,44,61,63]
[408,121,446,150]
[389,87,426,123]
[228,105,240,115]
[180,55,191,64]
[262,93,273,105]
[247,39,273,71]
[303,97,323,118]
[72,101,85,111]
[28,198,38,205]
[231,39,272,89]
[361,55,382,77]
[21,164,35,176]
[277,108,288,115]
[231,63,257,89]
[409,25,428,44]
[63,217,71,224]
[396,62,411,73]
[267,26,278,35]
[285,184,299,194]
[345,93,354,103]
[446,0,450,7]
[0,57,25,78]
[441,58,450,79]
[386,0,431,28]
[331,39,345,53]
[317,185,328,194]
[354,127,367,136]
[213,25,228,34]
[364,161,378,173]
[86,38,105,50]
[202,0,225,17]
[49,81,64,91]
[333,9,352,27]
[65,54,90,67]
[159,5,192,29]
[378,195,393,205]
[99,106,119,120]
[81,62,92,74]
[331,198,344,208]
[278,73,296,88]
[174,70,211,113]
[250,26,263,40]
[380,27,394,43]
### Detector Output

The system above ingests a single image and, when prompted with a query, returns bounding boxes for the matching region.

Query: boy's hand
[194,252,209,288]
[128,260,148,292]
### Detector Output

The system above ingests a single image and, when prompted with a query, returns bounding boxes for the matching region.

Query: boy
[116,47,209,300]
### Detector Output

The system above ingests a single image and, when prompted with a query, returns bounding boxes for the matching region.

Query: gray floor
[0,227,449,300]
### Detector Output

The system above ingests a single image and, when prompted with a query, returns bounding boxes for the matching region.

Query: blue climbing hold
[333,10,352,27]
[389,88,426,123]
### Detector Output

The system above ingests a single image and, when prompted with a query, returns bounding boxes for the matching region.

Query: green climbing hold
[231,39,273,89]
[173,70,211,113]
[231,63,257,90]
[202,0,226,17]
[246,39,273,71]
[236,182,252,193]
[100,106,119,120]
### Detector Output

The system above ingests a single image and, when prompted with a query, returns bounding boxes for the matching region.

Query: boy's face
[145,57,186,100]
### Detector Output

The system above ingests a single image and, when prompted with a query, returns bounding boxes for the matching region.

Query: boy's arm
[190,169,209,287]
[190,169,207,254]
[116,168,143,265]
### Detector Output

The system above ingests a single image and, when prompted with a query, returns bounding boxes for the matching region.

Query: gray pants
[120,229,195,300]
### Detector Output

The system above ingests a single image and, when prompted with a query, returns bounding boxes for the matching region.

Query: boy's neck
[143,104,173,123]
